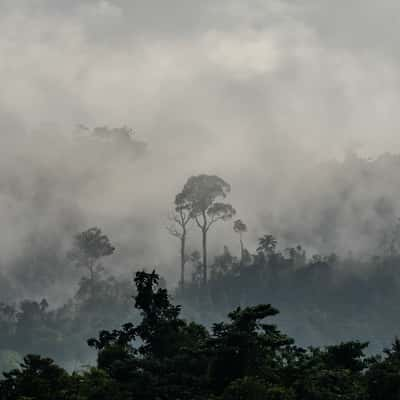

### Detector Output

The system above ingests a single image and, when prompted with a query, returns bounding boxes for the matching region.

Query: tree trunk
[180,233,186,289]
[240,233,244,264]
[202,228,207,285]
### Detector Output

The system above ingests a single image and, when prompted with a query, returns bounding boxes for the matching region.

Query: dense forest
[2,218,400,370]
[2,158,400,398]
[2,269,400,399]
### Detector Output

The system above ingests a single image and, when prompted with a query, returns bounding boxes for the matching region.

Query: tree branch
[194,215,203,229]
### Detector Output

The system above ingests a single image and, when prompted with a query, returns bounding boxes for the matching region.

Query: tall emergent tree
[180,175,236,285]
[68,227,115,282]
[233,219,247,262]
[167,192,192,289]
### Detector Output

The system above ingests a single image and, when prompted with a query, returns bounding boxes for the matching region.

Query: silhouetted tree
[284,245,306,269]
[68,227,115,282]
[367,338,400,400]
[381,217,400,257]
[208,303,292,392]
[88,270,209,399]
[167,192,192,289]
[189,250,203,286]
[0,355,70,400]
[257,234,277,257]
[211,245,237,280]
[179,175,236,285]
[76,124,147,158]
[233,219,247,263]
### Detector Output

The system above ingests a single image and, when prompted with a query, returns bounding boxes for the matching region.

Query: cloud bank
[1,0,400,298]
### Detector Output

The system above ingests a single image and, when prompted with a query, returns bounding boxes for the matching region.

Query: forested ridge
[3,149,400,397]
[1,269,400,399]
[2,202,400,398]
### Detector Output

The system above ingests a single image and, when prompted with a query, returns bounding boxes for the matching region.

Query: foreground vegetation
[3,219,400,372]
[1,269,400,400]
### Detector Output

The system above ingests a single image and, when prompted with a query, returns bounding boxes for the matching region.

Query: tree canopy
[1,270,400,400]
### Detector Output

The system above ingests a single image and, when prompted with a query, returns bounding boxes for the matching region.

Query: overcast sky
[1,0,400,156]
[1,1,400,290]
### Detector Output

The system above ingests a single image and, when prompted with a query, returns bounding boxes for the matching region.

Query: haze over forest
[4,0,400,382]
[2,0,400,301]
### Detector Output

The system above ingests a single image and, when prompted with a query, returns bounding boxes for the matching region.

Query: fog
[1,0,400,301]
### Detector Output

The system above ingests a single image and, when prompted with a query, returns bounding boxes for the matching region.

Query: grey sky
[1,0,399,154]
[1,1,400,291]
